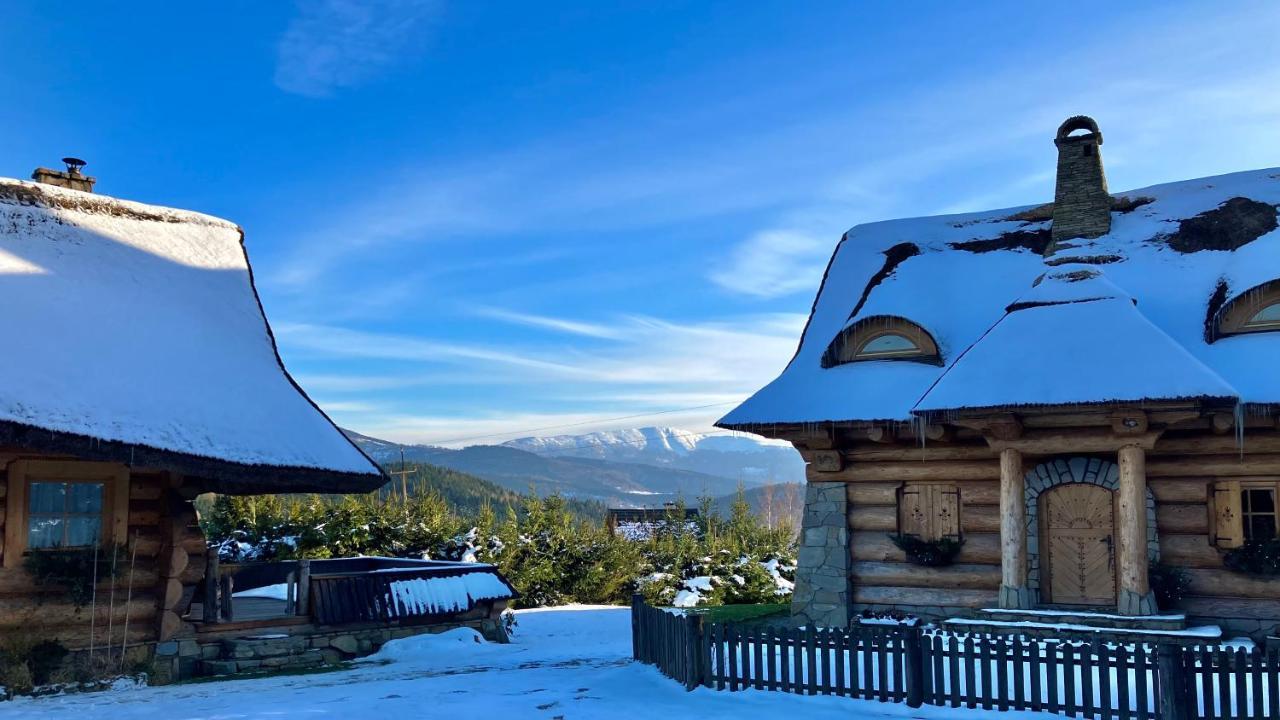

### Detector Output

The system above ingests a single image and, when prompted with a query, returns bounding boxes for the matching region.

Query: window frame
[3,460,130,568]
[897,482,962,542]
[1212,478,1280,549]
[1241,485,1278,543]
[822,315,943,368]
[1215,279,1280,338]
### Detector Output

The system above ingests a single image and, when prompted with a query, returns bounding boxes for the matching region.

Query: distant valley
[345,426,806,510]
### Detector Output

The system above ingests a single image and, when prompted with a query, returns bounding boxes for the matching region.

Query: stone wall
[1023,456,1159,610]
[151,601,509,682]
[791,481,850,628]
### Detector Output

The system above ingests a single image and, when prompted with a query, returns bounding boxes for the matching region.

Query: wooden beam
[999,448,1027,608]
[987,428,1163,454]
[952,413,1023,441]
[1117,444,1151,614]
[1109,409,1149,435]
[1211,413,1234,435]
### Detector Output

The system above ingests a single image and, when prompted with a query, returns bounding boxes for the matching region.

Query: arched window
[821,315,942,367]
[1215,279,1280,338]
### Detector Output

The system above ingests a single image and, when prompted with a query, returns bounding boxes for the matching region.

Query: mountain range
[344,426,805,509]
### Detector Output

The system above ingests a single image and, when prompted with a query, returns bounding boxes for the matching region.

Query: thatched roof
[720,167,1280,428]
[0,178,383,494]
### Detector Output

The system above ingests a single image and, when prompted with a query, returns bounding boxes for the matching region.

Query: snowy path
[7,606,1048,720]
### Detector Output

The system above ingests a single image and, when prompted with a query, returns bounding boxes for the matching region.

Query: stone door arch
[1024,457,1158,605]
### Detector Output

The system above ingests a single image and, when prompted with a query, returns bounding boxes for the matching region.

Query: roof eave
[0,419,386,495]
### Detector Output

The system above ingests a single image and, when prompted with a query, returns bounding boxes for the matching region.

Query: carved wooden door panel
[1043,484,1116,606]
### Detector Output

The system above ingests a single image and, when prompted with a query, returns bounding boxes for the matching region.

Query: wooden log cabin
[0,163,384,674]
[719,117,1280,640]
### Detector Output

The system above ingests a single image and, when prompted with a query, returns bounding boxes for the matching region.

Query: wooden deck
[189,597,300,623]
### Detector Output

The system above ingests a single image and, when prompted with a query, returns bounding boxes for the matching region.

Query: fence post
[297,559,311,617]
[202,548,220,624]
[1155,641,1187,720]
[684,614,706,691]
[631,594,644,661]
[904,628,925,708]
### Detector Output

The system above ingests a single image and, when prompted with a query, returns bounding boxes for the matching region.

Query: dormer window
[821,315,942,367]
[1215,279,1280,338]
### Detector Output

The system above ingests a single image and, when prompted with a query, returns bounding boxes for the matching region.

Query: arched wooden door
[1041,483,1116,606]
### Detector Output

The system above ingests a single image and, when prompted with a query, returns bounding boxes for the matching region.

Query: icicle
[1234,401,1245,459]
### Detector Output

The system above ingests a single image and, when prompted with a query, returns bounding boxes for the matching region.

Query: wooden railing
[631,596,1280,720]
[199,555,513,627]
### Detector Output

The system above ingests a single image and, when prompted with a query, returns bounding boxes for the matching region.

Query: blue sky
[3,1,1279,445]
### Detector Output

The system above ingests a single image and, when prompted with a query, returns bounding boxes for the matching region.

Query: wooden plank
[877,631,890,702]
[1046,642,1060,715]
[1215,648,1231,720]
[863,630,876,701]
[824,459,1001,483]
[1098,641,1113,720]
[794,625,806,696]
[1115,646,1132,720]
[962,503,1001,534]
[1185,568,1280,600]
[850,530,1001,564]
[1134,643,1150,720]
[850,561,1001,590]
[963,635,977,709]
[1249,648,1263,720]
[1157,504,1209,534]
[1268,647,1279,720]
[996,636,1010,712]
[1080,640,1095,719]
[1064,642,1078,718]
[1148,477,1211,503]
[979,635,995,710]
[806,625,817,695]
[948,633,962,707]
[1233,649,1247,720]
[852,586,997,608]
[777,625,788,693]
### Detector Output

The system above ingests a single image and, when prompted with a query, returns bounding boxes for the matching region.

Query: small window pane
[65,517,102,547]
[860,334,918,355]
[29,482,66,514]
[1247,515,1277,542]
[1245,489,1275,513]
[1246,303,1280,325]
[28,516,64,549]
[68,483,104,513]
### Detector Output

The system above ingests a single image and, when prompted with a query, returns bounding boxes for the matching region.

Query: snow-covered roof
[0,178,382,493]
[720,167,1280,427]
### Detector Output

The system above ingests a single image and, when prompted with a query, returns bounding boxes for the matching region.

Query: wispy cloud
[472,306,625,339]
[709,229,830,299]
[274,0,440,98]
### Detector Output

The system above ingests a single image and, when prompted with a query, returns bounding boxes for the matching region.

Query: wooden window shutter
[900,487,927,537]
[1212,480,1244,549]
[933,486,961,539]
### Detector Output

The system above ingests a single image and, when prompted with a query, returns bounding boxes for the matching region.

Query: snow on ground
[7,606,1054,720]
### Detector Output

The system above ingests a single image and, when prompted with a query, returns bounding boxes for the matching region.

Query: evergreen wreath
[1222,538,1280,577]
[888,534,964,567]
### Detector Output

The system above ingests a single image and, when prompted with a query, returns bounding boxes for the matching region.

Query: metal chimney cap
[62,157,87,175]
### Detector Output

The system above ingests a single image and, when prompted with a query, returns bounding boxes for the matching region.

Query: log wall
[794,421,1280,637]
[0,455,208,651]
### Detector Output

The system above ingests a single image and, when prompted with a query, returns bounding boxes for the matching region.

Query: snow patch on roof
[721,167,1280,426]
[0,178,379,477]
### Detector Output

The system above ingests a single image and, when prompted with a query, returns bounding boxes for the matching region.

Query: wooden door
[1042,484,1116,606]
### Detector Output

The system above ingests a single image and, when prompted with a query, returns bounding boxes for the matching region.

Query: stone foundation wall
[152,602,508,683]
[791,481,850,629]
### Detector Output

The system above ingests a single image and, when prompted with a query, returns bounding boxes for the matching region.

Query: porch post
[998,448,1031,609]
[1117,444,1156,615]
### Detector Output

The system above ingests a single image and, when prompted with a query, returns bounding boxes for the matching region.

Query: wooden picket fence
[630,596,1280,720]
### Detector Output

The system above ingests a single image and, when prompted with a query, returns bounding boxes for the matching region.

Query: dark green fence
[630,596,1280,720]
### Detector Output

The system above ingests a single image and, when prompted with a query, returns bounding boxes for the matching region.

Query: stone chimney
[32,157,95,193]
[1051,116,1110,243]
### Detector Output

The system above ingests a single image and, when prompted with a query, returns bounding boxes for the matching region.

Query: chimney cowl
[31,157,96,193]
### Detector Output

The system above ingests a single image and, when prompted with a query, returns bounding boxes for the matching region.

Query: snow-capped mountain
[503,426,804,483]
